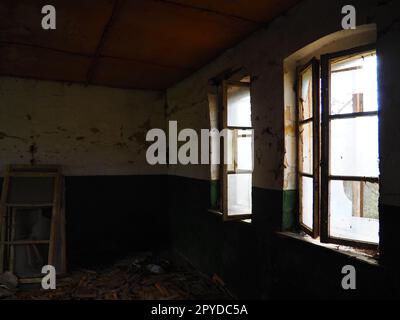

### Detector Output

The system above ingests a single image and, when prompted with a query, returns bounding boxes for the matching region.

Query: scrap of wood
[154,282,169,297]
[103,291,118,300]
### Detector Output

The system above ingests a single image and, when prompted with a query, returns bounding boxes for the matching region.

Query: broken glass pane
[331,53,378,115]
[299,122,313,175]
[227,85,252,128]
[300,176,313,230]
[300,66,313,120]
[228,174,252,216]
[329,180,379,243]
[330,116,379,177]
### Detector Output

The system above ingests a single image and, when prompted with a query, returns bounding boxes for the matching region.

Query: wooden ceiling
[0,0,300,90]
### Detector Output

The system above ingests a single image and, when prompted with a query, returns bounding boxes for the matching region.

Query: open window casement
[297,59,320,238]
[321,45,379,248]
[221,81,254,221]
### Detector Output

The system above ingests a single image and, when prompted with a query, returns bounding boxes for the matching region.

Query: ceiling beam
[0,41,192,71]
[85,0,125,85]
[0,41,92,58]
[153,0,262,24]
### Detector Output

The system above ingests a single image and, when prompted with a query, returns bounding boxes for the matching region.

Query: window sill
[208,209,223,217]
[276,231,379,267]
[208,209,252,224]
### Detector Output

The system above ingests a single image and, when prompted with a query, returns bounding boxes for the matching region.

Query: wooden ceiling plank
[0,0,302,90]
[0,0,116,55]
[101,0,256,69]
[93,56,192,90]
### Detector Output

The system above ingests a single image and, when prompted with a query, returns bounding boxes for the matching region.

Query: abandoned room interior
[0,0,400,301]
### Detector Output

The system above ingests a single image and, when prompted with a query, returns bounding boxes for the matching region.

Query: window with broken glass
[297,45,379,248]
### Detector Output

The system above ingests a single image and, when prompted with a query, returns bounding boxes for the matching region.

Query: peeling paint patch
[128,132,144,144]
[90,128,100,134]
[0,131,26,142]
[29,143,38,165]
[57,126,68,132]
[128,119,153,154]
[114,142,128,149]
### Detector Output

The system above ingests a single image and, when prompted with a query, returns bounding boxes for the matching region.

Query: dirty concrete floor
[3,252,234,300]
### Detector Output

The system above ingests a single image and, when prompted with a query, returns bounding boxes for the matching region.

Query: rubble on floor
[0,272,18,298]
[0,252,234,300]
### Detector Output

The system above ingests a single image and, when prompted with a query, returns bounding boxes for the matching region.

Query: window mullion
[297,58,320,238]
[320,54,330,244]
[311,58,321,239]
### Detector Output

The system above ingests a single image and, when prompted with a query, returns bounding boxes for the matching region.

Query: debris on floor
[0,272,18,298]
[1,252,234,300]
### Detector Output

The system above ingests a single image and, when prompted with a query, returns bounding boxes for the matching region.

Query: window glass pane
[300,176,313,230]
[8,177,55,204]
[330,116,379,177]
[14,208,51,241]
[331,52,378,115]
[228,174,252,216]
[299,66,313,120]
[329,180,379,243]
[227,85,252,128]
[299,122,313,175]
[226,129,234,172]
[236,130,253,172]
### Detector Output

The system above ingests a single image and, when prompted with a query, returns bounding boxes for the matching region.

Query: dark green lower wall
[380,203,400,268]
[1,175,400,299]
[272,235,394,299]
[167,175,283,299]
[167,175,400,299]
[0,175,169,269]
[65,175,169,268]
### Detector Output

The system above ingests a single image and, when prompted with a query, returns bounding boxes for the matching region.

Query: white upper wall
[0,77,166,176]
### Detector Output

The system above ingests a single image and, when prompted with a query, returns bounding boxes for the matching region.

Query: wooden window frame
[296,59,320,238]
[296,45,379,249]
[320,44,379,249]
[0,165,67,275]
[220,80,254,222]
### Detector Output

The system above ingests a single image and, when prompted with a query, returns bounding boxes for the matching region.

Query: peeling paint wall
[0,77,166,176]
[166,0,400,207]
[283,25,377,192]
